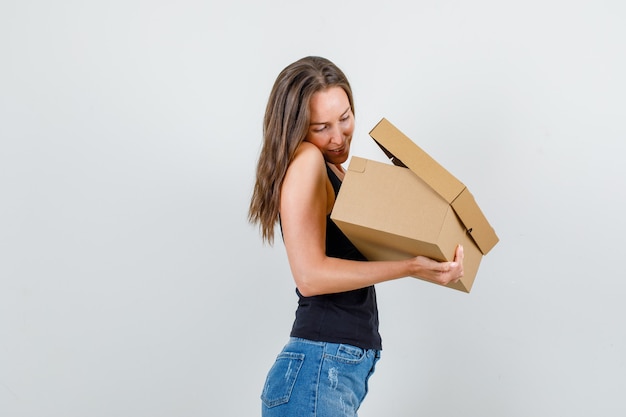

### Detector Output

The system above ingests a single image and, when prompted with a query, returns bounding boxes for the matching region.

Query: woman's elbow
[293,271,322,297]
[296,286,315,297]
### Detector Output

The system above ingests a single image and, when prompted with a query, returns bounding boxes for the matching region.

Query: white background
[2,1,625,416]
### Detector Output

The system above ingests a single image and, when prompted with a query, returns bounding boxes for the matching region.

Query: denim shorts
[261,337,381,417]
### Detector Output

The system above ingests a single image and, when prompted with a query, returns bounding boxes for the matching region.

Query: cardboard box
[331,118,498,292]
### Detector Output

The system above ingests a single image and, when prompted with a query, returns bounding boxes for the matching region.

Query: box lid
[369,118,499,254]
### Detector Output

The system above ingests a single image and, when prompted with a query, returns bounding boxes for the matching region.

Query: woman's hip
[261,337,381,417]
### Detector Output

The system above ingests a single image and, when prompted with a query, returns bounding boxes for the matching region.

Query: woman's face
[305,86,354,165]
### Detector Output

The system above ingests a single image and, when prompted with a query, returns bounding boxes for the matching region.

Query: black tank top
[289,164,382,350]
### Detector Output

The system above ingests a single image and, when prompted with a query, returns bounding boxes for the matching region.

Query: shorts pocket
[326,344,367,364]
[261,352,305,408]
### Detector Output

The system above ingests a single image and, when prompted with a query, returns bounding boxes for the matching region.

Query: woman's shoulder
[283,142,329,193]
[294,141,323,158]
[290,141,326,170]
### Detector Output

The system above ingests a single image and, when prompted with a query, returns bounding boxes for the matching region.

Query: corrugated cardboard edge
[369,118,499,255]
[346,155,368,173]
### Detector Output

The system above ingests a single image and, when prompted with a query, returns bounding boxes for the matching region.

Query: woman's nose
[329,125,343,144]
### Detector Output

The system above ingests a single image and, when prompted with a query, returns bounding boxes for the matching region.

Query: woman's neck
[327,162,345,181]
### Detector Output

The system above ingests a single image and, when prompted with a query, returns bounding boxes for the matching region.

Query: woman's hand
[412,245,465,286]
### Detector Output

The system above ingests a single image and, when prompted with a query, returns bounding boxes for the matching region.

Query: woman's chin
[327,150,349,165]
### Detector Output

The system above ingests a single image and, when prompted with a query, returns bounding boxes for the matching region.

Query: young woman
[249,56,464,417]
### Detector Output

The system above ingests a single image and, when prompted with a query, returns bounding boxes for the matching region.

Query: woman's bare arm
[280,142,463,297]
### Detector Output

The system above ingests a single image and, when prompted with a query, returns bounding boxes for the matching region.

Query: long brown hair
[249,56,354,244]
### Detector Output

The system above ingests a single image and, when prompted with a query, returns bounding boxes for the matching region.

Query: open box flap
[369,118,464,203]
[369,118,498,254]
